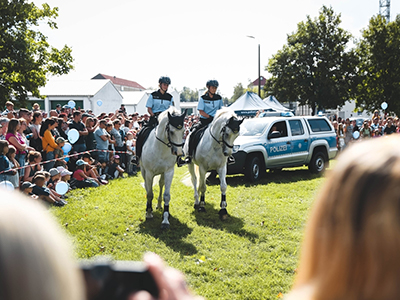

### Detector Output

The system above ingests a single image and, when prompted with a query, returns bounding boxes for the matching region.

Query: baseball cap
[49,168,60,177]
[20,181,34,191]
[114,155,120,159]
[60,169,73,176]
[76,159,88,166]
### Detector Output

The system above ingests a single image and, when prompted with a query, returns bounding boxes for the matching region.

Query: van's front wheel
[245,156,263,182]
[308,152,327,174]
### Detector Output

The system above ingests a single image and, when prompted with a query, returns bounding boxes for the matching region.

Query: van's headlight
[233,145,240,153]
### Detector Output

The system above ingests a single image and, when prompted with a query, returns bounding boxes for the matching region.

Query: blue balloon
[97,100,103,107]
[55,181,69,195]
[0,181,14,190]
[62,142,72,153]
[64,157,69,162]
[68,129,79,144]
[68,100,76,108]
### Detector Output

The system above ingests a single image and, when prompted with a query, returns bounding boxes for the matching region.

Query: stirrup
[227,155,235,165]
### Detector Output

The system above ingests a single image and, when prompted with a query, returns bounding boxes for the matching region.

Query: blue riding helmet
[159,76,171,85]
[206,80,219,88]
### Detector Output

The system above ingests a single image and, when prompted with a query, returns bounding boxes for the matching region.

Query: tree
[180,86,199,102]
[230,83,245,103]
[265,6,357,115]
[0,0,73,107]
[354,15,400,115]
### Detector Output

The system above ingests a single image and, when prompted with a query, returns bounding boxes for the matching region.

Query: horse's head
[167,109,187,156]
[221,117,243,156]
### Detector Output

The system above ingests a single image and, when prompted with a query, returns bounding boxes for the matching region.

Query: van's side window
[269,121,288,138]
[289,120,304,136]
[308,119,331,132]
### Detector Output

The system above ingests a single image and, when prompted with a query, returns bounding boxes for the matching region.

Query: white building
[34,79,123,115]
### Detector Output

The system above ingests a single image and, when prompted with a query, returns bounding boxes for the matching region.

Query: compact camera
[80,259,159,300]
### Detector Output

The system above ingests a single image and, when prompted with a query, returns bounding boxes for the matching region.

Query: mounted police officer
[146,76,174,127]
[178,79,224,166]
[136,76,174,160]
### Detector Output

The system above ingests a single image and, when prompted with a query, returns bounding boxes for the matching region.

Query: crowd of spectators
[0,101,173,207]
[331,110,398,152]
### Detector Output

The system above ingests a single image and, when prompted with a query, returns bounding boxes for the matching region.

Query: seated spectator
[20,181,38,200]
[81,153,102,186]
[72,159,99,188]
[31,174,65,207]
[48,168,61,189]
[23,151,43,182]
[107,155,125,179]
[286,136,400,300]
[58,167,73,192]
[0,140,17,183]
[6,145,20,189]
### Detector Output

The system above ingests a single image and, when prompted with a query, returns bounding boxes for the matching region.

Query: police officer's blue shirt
[197,92,223,119]
[146,90,174,114]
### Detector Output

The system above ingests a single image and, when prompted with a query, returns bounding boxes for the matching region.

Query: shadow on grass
[191,203,259,242]
[138,212,198,256]
[207,168,321,187]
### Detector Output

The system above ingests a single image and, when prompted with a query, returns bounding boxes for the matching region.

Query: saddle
[136,126,155,159]
[189,126,208,157]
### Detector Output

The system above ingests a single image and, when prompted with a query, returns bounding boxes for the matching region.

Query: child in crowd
[6,145,20,189]
[0,140,17,183]
[31,174,65,207]
[54,137,67,168]
[82,153,108,185]
[20,181,38,200]
[72,160,99,188]
[23,151,43,182]
[57,166,73,193]
[107,155,125,179]
[96,159,110,180]
[125,132,136,176]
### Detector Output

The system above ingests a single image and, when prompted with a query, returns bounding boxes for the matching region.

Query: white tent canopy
[229,91,276,116]
[263,95,290,112]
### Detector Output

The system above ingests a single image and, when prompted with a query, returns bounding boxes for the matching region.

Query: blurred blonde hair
[291,136,400,300]
[0,191,84,300]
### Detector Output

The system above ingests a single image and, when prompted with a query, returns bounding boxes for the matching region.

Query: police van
[228,116,338,182]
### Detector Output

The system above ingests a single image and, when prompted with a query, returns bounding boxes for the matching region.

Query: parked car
[228,116,338,182]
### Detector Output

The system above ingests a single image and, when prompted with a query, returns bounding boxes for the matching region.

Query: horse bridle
[210,124,235,149]
[155,122,184,148]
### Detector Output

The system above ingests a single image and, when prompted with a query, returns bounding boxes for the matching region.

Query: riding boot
[227,155,235,165]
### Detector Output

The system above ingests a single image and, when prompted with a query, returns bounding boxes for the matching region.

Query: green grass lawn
[51,166,326,300]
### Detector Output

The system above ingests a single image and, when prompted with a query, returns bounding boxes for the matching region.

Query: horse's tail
[181,165,212,187]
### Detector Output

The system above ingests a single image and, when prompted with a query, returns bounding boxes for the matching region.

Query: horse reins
[210,125,235,149]
[155,122,184,148]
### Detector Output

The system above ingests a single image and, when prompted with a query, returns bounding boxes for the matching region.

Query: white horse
[184,108,243,220]
[140,107,187,229]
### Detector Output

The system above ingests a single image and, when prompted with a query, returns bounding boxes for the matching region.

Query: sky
[32,0,400,98]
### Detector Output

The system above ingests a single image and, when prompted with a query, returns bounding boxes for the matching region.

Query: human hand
[129,252,203,300]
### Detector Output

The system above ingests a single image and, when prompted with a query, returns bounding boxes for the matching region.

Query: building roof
[92,73,146,90]
[250,76,266,87]
[40,79,116,96]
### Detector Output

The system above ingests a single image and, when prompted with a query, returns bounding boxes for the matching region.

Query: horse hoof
[146,213,154,220]
[198,207,206,213]
[161,223,170,230]
[218,209,228,220]
[156,205,162,210]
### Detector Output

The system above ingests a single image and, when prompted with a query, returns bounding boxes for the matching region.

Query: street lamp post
[247,36,261,97]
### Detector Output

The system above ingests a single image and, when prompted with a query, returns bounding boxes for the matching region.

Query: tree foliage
[180,86,199,102]
[265,6,357,115]
[230,82,245,103]
[354,15,400,115]
[0,0,73,106]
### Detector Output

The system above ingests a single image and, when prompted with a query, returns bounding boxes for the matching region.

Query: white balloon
[55,182,69,195]
[0,181,15,191]
[353,131,360,139]
[68,129,79,144]
[381,102,388,110]
[68,100,76,108]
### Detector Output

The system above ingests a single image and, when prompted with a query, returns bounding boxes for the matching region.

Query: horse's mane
[211,108,237,132]
[158,106,180,128]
